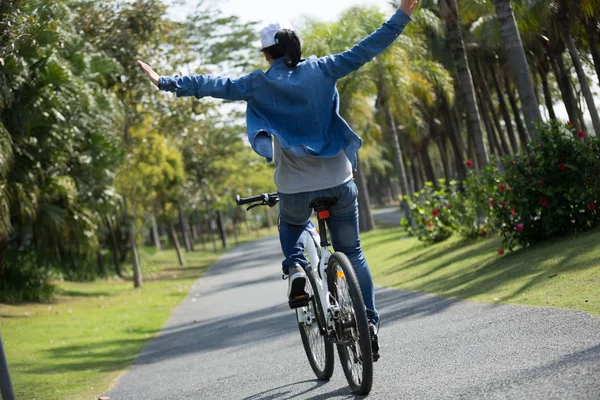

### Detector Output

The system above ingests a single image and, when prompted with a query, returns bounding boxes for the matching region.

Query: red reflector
[318,210,330,219]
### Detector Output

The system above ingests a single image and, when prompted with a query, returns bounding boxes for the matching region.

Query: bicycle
[235,192,374,395]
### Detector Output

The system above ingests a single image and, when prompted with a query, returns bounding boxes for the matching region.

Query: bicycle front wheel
[327,252,373,395]
[296,265,334,380]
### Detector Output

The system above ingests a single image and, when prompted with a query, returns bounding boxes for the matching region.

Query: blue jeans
[278,180,379,324]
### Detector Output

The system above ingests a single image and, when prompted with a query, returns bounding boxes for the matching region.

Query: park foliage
[403,122,600,250]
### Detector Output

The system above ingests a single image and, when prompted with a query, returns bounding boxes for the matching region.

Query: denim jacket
[158,8,411,168]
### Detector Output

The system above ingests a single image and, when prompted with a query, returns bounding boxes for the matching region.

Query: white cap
[260,20,294,49]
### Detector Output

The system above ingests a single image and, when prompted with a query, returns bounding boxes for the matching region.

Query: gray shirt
[273,137,353,194]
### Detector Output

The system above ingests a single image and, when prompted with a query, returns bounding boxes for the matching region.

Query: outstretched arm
[137,61,253,101]
[317,0,418,80]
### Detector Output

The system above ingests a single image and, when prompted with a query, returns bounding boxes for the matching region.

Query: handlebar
[235,192,279,210]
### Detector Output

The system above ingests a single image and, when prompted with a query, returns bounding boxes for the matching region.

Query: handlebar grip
[235,192,278,206]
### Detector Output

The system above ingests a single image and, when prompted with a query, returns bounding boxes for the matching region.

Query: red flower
[567,121,573,127]
[466,160,473,168]
[589,202,597,211]
[498,184,506,192]
[432,209,439,216]
[578,131,585,138]
[488,198,495,206]
[511,209,517,216]
[559,163,566,171]
[497,249,505,256]
[481,228,487,236]
[515,223,524,233]
[427,220,434,228]
[540,198,548,207]
[501,201,507,208]
[509,160,515,165]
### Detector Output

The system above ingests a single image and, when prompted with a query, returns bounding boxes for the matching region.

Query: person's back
[250,56,343,155]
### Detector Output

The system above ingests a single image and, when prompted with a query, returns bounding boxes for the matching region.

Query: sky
[168,0,396,27]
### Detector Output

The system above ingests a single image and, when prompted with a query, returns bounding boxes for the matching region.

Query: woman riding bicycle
[138,0,418,362]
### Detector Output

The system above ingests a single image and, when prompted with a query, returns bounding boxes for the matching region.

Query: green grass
[0,226,277,400]
[362,227,600,316]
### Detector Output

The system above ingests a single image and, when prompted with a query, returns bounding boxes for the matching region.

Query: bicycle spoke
[303,282,327,371]
[334,266,364,384]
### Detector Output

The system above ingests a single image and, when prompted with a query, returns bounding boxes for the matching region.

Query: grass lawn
[362,227,600,316]
[0,227,277,400]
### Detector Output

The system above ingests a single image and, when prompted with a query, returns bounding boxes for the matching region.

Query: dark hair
[263,29,302,68]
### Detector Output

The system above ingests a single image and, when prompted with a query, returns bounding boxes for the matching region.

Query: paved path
[107,236,600,399]
[372,207,404,226]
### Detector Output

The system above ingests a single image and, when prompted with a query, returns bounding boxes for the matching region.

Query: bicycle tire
[327,252,373,395]
[296,265,334,380]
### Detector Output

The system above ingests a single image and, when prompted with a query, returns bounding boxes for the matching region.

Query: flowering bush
[497,121,600,250]
[402,121,599,252]
[403,166,501,242]
[449,162,504,238]
[402,182,453,243]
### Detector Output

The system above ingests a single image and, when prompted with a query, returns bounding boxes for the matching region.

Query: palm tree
[491,0,542,140]
[439,0,489,167]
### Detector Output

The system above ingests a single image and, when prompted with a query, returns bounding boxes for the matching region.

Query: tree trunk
[216,211,227,249]
[436,136,451,182]
[503,69,529,149]
[130,226,142,288]
[205,201,218,252]
[355,156,375,232]
[410,157,422,192]
[441,0,489,167]
[383,103,410,199]
[586,20,600,87]
[443,97,467,180]
[490,63,519,152]
[538,64,557,121]
[105,216,123,278]
[467,132,476,166]
[475,60,511,155]
[566,34,600,137]
[476,85,501,157]
[177,197,193,252]
[419,145,436,185]
[169,222,185,266]
[208,217,217,252]
[553,55,584,134]
[491,0,541,140]
[150,214,161,250]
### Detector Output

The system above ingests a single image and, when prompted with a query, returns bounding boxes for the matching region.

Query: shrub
[448,162,502,238]
[497,121,600,250]
[403,181,453,244]
[0,249,57,302]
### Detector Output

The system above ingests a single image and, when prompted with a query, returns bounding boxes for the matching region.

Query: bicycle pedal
[288,295,309,309]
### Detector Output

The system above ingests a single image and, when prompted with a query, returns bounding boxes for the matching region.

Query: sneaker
[285,264,308,307]
[369,323,380,362]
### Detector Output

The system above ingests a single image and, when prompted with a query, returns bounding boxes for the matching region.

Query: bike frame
[299,224,335,335]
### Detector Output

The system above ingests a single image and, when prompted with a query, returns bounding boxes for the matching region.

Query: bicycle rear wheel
[327,252,373,395]
[296,265,334,380]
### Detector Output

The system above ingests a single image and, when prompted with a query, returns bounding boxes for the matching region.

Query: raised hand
[137,60,159,88]
[399,0,418,16]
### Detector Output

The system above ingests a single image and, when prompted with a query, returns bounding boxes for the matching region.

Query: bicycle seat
[310,197,337,212]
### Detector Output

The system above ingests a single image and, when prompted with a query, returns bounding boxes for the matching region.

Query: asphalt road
[106,236,600,400]
[372,207,404,227]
